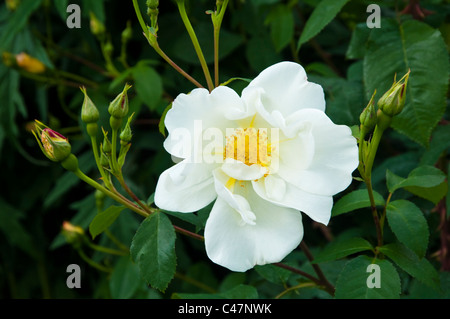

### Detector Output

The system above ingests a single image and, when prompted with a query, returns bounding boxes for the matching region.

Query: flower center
[224,128,271,167]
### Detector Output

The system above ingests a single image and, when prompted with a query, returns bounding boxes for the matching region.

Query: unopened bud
[146,0,159,9]
[80,87,100,124]
[108,84,131,120]
[120,113,134,145]
[15,52,46,74]
[146,0,159,29]
[359,91,377,136]
[90,12,105,36]
[102,128,112,154]
[32,120,71,162]
[62,221,85,247]
[121,21,133,43]
[378,70,410,117]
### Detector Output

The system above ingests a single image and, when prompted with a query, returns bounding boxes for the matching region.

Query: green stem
[105,230,129,252]
[91,136,112,189]
[173,225,204,241]
[275,282,316,299]
[273,263,323,288]
[86,241,128,256]
[176,0,214,92]
[73,168,204,241]
[365,179,383,247]
[111,127,120,174]
[361,111,392,248]
[131,0,204,88]
[300,241,335,295]
[212,0,229,87]
[174,272,217,293]
[364,111,391,178]
[380,192,393,235]
[57,70,99,88]
[152,40,205,89]
[74,168,148,218]
[132,0,149,38]
[77,248,112,273]
[117,174,152,215]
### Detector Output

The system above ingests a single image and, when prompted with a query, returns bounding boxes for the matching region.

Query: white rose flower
[155,61,359,272]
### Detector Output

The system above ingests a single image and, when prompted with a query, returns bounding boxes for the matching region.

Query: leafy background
[0,0,449,299]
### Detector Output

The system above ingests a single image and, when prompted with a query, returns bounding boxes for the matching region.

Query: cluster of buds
[357,70,410,180]
[359,70,410,136]
[32,83,134,178]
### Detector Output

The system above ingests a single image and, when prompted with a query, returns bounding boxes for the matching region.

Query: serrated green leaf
[386,166,447,203]
[386,200,429,259]
[89,205,125,239]
[335,255,401,299]
[297,0,350,51]
[364,19,449,146]
[313,238,373,264]
[332,189,385,217]
[405,182,448,205]
[379,243,440,290]
[130,212,177,292]
[387,165,446,193]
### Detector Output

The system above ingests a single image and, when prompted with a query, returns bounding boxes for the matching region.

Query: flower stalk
[176,0,214,91]
[358,70,410,249]
[131,0,204,89]
[211,0,229,87]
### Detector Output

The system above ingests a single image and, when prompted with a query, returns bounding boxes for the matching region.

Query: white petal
[253,177,333,225]
[221,158,267,181]
[243,61,325,119]
[154,160,216,213]
[263,175,286,202]
[204,194,303,272]
[163,86,243,159]
[274,123,315,177]
[277,108,358,196]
